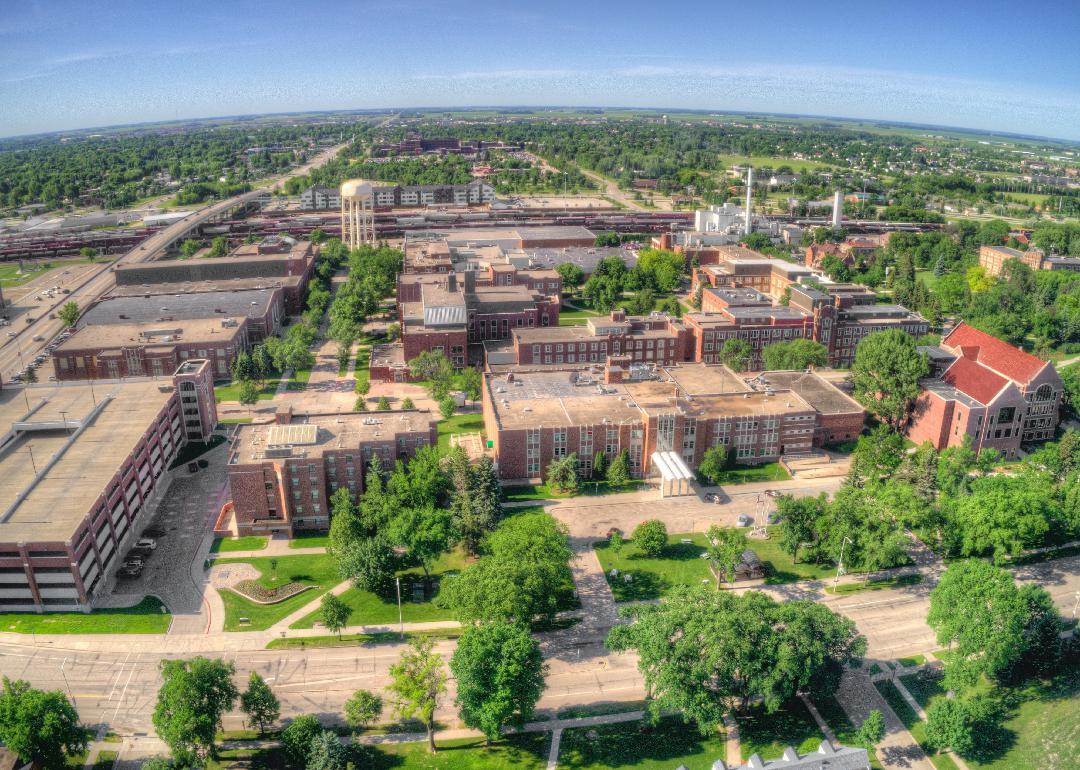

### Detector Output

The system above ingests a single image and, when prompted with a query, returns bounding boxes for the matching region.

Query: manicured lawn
[214,379,280,402]
[503,480,645,502]
[559,715,726,770]
[289,532,330,549]
[436,412,485,451]
[92,750,118,770]
[0,597,170,634]
[811,693,884,769]
[556,700,648,720]
[289,548,466,629]
[739,698,824,761]
[594,533,714,602]
[360,733,550,769]
[706,462,791,485]
[878,678,966,770]
[0,258,95,287]
[265,627,462,650]
[211,536,268,554]
[215,554,341,631]
[824,573,923,595]
[285,367,311,391]
[219,417,254,424]
[749,534,839,585]
[897,654,927,668]
[168,433,227,469]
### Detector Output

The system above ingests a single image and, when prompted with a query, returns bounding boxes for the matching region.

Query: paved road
[0,143,347,383]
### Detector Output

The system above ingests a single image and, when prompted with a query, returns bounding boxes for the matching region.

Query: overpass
[0,143,347,384]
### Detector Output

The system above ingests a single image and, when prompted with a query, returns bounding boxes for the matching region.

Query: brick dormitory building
[0,360,217,612]
[226,406,437,536]
[905,322,1063,457]
[978,244,1080,277]
[482,361,864,481]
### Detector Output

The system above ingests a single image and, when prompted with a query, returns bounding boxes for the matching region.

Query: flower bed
[230,580,313,605]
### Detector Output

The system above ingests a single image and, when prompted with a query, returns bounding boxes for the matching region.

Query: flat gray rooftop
[81,288,279,327]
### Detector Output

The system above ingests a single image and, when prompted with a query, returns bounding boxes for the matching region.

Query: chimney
[464,270,476,294]
[744,167,753,235]
[447,273,457,292]
[832,190,842,229]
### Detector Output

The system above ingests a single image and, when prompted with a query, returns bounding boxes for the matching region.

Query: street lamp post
[833,536,854,590]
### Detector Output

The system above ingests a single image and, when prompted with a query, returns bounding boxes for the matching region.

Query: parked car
[705,493,722,504]
[117,566,142,579]
[136,538,157,550]
[765,489,781,498]
[187,462,199,473]
[737,514,752,527]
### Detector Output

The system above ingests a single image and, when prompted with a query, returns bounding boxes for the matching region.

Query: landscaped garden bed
[230,580,313,604]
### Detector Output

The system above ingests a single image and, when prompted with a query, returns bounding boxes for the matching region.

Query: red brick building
[227,409,437,536]
[483,363,863,481]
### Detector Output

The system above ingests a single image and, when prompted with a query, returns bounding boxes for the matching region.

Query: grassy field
[288,532,330,549]
[265,627,462,650]
[0,597,170,634]
[0,258,96,287]
[558,715,726,770]
[215,554,341,631]
[824,573,922,595]
[594,533,714,601]
[503,480,645,502]
[288,548,466,629]
[214,379,280,402]
[901,663,1080,770]
[436,412,485,452]
[210,536,268,554]
[717,153,836,173]
[700,462,791,485]
[748,533,839,585]
[739,698,824,761]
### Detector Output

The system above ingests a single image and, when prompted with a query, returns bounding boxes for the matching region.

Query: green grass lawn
[211,536,268,554]
[214,379,280,402]
[215,554,341,631]
[288,548,466,629]
[706,462,791,485]
[92,750,119,770]
[266,627,462,650]
[739,698,825,762]
[897,654,928,668]
[0,597,170,634]
[503,480,645,502]
[811,694,884,769]
[285,367,312,391]
[825,573,923,595]
[594,533,714,601]
[288,532,330,549]
[219,417,254,424]
[436,412,485,451]
[168,433,227,469]
[0,258,95,287]
[748,534,839,585]
[558,715,726,770]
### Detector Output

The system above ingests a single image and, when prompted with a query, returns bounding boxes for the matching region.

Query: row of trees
[578,251,686,313]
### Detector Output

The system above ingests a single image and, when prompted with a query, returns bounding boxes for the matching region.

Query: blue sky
[2,0,1079,140]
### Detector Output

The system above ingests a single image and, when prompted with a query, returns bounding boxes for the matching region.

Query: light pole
[396,576,403,639]
[833,536,853,590]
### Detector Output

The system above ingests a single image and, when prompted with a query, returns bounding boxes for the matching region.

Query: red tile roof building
[905,322,1063,455]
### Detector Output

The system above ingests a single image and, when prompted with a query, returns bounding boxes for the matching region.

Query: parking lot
[101,441,230,625]
[6,326,72,384]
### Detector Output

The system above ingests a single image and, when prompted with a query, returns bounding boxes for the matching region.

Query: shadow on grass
[558,715,724,769]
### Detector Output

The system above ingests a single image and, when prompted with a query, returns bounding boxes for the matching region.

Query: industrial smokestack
[744,167,754,235]
[831,190,842,229]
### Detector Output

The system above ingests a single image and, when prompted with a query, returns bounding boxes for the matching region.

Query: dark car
[188,462,199,473]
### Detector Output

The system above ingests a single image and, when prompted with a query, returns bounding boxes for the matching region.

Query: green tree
[306,730,347,770]
[57,301,80,328]
[178,239,201,258]
[925,695,1006,761]
[387,638,447,753]
[776,493,825,564]
[689,282,705,310]
[761,339,829,371]
[546,453,579,493]
[697,445,728,484]
[706,525,747,586]
[355,378,370,396]
[280,715,323,767]
[320,592,351,638]
[232,351,255,382]
[856,709,885,747]
[0,678,88,770]
[353,396,368,412]
[950,475,1052,563]
[337,534,397,594]
[847,425,906,487]
[309,228,326,243]
[720,338,753,372]
[457,366,483,403]
[555,262,585,292]
[605,449,630,487]
[153,657,238,765]
[344,689,383,732]
[439,395,456,420]
[376,396,391,411]
[408,350,454,398]
[606,588,865,728]
[450,621,547,743]
[239,672,279,735]
[851,330,928,429]
[401,396,415,410]
[592,450,608,480]
[388,504,455,581]
[78,246,97,260]
[208,236,228,258]
[633,519,668,557]
[237,380,260,406]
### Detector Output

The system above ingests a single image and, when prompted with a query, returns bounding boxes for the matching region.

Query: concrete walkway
[891,676,971,770]
[835,670,934,770]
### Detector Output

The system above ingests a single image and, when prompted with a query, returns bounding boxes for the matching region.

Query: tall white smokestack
[831,190,842,228]
[744,167,754,235]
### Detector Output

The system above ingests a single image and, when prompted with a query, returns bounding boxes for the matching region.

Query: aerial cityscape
[1,3,1079,770]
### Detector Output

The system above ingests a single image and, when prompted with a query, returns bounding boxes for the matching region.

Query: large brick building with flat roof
[905,322,1062,455]
[0,361,216,612]
[483,362,863,481]
[52,316,249,381]
[227,408,437,536]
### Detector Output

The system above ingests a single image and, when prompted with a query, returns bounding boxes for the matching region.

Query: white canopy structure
[651,450,695,498]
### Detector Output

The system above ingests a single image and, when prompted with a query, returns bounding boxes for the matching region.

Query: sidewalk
[834,670,934,770]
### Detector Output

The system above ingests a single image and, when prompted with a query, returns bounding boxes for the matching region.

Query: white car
[135,538,157,550]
